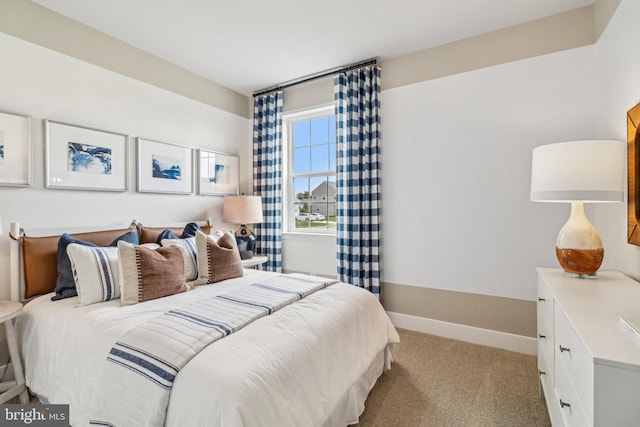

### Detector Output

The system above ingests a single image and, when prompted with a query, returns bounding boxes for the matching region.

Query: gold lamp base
[555,247,603,278]
[555,201,604,278]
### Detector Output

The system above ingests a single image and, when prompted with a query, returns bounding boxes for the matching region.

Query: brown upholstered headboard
[21,228,135,299]
[138,224,212,244]
[16,220,212,300]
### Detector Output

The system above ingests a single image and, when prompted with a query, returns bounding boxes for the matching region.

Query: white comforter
[16,270,399,427]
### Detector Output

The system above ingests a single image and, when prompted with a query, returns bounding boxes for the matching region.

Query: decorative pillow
[118,241,188,305]
[67,244,121,306]
[156,222,202,245]
[52,231,138,301]
[194,230,243,286]
[161,237,198,282]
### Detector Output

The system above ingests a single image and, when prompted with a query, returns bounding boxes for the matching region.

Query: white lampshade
[531,140,625,203]
[222,195,264,225]
[530,139,624,277]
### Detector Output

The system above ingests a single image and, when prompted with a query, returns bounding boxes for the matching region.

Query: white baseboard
[386,311,537,355]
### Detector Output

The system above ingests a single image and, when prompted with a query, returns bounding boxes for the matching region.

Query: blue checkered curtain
[253,91,283,272]
[334,66,381,297]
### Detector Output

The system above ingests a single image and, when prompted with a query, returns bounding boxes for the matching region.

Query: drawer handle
[538,333,546,339]
[559,345,571,353]
[538,370,546,376]
[538,297,546,302]
[559,399,571,408]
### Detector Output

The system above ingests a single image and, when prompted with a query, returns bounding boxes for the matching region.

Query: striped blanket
[89,273,337,427]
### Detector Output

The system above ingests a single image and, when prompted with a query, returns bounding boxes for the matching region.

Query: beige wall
[383,283,536,337]
[595,0,622,39]
[0,0,250,119]
[381,6,595,91]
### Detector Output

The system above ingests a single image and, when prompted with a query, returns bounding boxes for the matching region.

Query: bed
[10,221,399,426]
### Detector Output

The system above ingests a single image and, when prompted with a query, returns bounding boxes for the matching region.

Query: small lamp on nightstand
[222,195,263,260]
[530,140,624,278]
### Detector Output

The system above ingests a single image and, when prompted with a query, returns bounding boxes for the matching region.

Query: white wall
[381,46,598,301]
[281,46,599,301]
[594,0,640,280]
[0,33,251,300]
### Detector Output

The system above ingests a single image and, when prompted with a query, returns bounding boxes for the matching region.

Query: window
[284,106,336,233]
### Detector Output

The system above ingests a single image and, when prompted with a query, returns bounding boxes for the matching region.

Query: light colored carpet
[357,329,551,427]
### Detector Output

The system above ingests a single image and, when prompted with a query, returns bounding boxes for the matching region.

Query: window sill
[282,231,336,241]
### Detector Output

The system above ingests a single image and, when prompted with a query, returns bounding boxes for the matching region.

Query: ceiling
[31,0,595,96]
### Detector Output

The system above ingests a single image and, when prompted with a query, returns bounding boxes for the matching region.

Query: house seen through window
[285,106,336,233]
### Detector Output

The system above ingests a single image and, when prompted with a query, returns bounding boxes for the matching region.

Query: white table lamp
[222,195,263,260]
[531,140,624,277]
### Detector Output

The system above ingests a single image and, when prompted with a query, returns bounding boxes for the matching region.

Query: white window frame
[282,103,336,235]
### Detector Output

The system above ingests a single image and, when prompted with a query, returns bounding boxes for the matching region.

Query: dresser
[537,268,640,426]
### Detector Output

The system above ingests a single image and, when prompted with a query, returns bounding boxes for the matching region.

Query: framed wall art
[137,137,193,194]
[45,120,128,191]
[0,111,31,187]
[197,149,239,196]
[628,102,640,245]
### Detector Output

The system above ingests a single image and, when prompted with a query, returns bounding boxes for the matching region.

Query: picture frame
[45,120,128,191]
[197,149,239,196]
[0,111,31,187]
[628,102,640,245]
[137,137,193,194]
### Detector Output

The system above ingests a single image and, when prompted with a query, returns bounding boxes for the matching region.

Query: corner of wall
[594,0,623,40]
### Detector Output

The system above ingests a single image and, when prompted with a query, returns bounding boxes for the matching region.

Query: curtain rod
[253,58,377,97]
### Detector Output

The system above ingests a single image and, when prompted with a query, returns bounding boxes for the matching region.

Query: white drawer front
[537,277,555,330]
[538,319,554,377]
[554,304,594,423]
[539,350,565,426]
[538,341,551,384]
[555,359,590,427]
[537,279,555,382]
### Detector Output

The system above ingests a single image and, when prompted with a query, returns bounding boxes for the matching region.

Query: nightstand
[0,301,29,404]
[241,255,268,269]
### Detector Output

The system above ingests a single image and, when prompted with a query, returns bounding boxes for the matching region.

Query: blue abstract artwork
[68,142,112,174]
[210,164,224,183]
[152,154,182,180]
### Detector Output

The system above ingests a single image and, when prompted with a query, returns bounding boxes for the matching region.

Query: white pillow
[67,243,121,306]
[161,236,198,282]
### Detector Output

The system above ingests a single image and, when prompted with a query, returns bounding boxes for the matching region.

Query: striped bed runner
[89,273,337,427]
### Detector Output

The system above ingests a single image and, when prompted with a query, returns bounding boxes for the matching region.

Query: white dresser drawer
[538,341,551,387]
[554,303,593,423]
[539,349,564,426]
[537,276,555,329]
[538,319,554,378]
[555,358,590,427]
[537,279,555,383]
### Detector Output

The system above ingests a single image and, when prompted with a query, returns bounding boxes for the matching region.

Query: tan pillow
[118,241,188,305]
[195,230,243,286]
[160,236,198,283]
